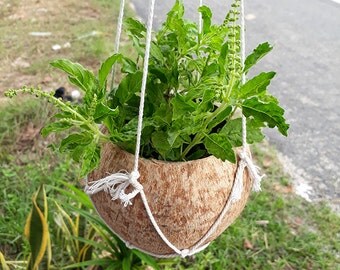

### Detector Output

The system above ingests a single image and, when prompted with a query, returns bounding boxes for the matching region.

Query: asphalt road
[130,0,340,210]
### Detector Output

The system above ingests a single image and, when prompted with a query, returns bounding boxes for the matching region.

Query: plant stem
[5,87,110,143]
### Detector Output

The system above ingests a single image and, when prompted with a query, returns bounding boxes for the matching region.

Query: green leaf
[41,121,73,137]
[204,133,235,163]
[70,145,86,162]
[122,256,132,270]
[125,18,146,56]
[52,181,94,209]
[93,102,119,122]
[50,59,97,94]
[149,68,168,84]
[24,185,49,270]
[244,42,273,74]
[59,133,92,152]
[218,41,229,76]
[242,97,289,136]
[202,63,219,77]
[115,72,143,104]
[207,105,233,131]
[171,94,197,120]
[151,131,172,159]
[80,143,101,176]
[98,54,122,88]
[197,88,216,111]
[199,6,212,34]
[125,17,146,38]
[187,149,207,160]
[167,130,185,148]
[221,118,265,147]
[243,118,266,144]
[150,42,164,63]
[239,72,276,98]
[132,250,160,270]
[121,57,137,74]
[153,103,172,125]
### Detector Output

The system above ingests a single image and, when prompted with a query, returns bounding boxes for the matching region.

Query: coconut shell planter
[5,0,289,260]
[88,144,253,256]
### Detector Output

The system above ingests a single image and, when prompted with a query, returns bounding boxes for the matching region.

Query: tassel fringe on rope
[85,171,143,207]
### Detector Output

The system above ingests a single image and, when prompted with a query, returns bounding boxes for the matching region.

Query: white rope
[199,0,203,34]
[236,0,264,192]
[139,191,184,256]
[133,0,155,173]
[110,0,126,90]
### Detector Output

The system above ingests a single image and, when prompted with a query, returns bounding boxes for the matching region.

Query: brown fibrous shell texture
[88,143,252,257]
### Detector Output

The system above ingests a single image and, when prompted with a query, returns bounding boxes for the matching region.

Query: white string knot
[85,170,143,207]
[119,171,144,207]
[180,249,190,258]
[129,171,142,189]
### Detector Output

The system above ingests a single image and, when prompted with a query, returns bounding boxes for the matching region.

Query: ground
[0,0,117,96]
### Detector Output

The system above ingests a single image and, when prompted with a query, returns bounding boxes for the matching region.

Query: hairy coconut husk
[88,143,252,257]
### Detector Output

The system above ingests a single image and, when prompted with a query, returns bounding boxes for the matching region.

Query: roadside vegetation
[0,0,339,269]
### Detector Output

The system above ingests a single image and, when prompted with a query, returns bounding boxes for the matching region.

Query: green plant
[53,200,95,269]
[0,252,10,270]
[5,0,288,176]
[52,181,161,270]
[8,182,161,270]
[23,185,51,270]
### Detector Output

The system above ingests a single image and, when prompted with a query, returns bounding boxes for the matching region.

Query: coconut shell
[88,143,252,257]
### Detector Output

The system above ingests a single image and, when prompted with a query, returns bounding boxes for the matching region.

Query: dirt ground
[0,0,118,97]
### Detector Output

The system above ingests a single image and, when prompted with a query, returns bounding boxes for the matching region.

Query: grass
[0,0,133,93]
[0,99,79,259]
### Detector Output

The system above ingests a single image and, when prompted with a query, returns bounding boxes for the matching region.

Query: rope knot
[117,171,143,207]
[239,151,247,160]
[85,170,144,207]
[180,249,190,258]
[129,171,143,191]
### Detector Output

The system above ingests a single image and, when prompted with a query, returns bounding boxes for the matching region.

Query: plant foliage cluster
[5,0,289,176]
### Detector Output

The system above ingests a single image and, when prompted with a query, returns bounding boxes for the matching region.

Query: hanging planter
[88,143,252,256]
[5,0,289,258]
